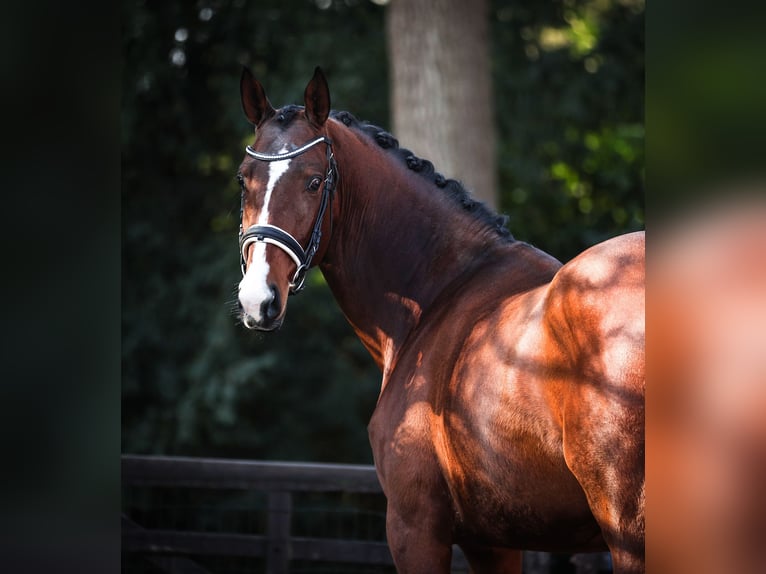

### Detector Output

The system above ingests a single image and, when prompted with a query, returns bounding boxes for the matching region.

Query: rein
[239,136,337,294]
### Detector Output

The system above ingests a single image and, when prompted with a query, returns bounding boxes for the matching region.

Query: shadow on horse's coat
[236,67,645,573]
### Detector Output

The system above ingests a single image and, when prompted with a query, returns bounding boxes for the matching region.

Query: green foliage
[493,0,644,260]
[122,0,643,462]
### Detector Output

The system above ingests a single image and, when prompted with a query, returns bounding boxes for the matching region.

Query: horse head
[237,67,336,330]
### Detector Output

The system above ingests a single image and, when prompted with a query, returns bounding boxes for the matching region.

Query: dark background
[122,0,644,464]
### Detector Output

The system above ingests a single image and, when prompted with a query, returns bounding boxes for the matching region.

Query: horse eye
[307,176,322,192]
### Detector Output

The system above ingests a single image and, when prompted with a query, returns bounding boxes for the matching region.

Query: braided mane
[330,110,513,241]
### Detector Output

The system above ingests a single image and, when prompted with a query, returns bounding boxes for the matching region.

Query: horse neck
[319,122,527,375]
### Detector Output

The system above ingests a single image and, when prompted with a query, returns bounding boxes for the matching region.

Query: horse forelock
[270,104,303,128]
[328,109,514,242]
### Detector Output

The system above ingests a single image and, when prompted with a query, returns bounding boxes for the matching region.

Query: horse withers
[236,67,645,573]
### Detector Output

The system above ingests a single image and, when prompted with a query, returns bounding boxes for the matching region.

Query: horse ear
[240,67,275,127]
[304,66,330,127]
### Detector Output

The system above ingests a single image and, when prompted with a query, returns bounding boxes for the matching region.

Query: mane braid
[329,110,514,241]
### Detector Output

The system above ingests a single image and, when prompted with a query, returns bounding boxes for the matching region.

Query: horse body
[236,68,645,573]
[359,233,644,565]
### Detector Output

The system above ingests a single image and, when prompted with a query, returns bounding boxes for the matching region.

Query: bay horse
[235,67,645,573]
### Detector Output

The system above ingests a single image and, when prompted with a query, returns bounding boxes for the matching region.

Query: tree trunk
[386,0,497,207]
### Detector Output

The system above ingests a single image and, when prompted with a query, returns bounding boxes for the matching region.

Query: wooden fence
[122,454,467,573]
[122,454,611,574]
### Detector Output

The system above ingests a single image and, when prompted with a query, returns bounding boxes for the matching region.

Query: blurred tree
[387,0,497,207]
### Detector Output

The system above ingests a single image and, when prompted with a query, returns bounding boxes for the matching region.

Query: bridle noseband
[239,135,337,294]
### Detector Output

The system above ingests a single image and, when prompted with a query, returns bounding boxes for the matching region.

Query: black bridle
[238,136,337,294]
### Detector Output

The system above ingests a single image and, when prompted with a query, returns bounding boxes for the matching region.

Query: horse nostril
[260,284,281,322]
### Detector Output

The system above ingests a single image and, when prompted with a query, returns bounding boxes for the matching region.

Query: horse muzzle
[238,281,285,331]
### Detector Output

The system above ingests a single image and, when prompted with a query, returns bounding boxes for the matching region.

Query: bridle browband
[239,135,337,294]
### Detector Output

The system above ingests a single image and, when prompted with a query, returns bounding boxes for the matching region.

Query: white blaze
[238,150,291,321]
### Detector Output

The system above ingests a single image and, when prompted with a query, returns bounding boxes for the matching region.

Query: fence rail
[122,454,467,573]
[123,455,384,492]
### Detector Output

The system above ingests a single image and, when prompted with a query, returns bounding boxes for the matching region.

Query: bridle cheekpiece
[239,135,337,294]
